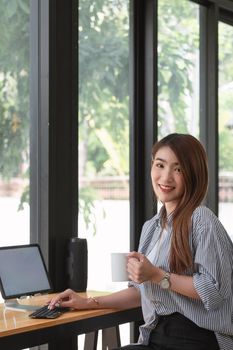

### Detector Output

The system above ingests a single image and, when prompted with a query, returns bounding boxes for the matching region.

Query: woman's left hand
[127,251,158,284]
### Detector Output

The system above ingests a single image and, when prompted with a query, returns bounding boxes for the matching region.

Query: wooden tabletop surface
[0,291,122,337]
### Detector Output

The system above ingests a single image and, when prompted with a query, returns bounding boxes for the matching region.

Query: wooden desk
[0,292,143,350]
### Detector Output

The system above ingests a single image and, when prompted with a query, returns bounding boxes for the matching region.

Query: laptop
[0,244,52,311]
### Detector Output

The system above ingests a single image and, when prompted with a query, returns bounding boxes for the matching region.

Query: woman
[49,133,233,350]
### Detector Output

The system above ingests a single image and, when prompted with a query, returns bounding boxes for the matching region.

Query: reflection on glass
[218,22,233,240]
[78,1,129,291]
[158,0,199,139]
[0,2,30,303]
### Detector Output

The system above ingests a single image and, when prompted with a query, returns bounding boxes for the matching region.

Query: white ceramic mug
[111,252,129,282]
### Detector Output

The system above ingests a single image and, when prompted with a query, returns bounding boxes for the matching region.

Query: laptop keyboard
[29,305,70,319]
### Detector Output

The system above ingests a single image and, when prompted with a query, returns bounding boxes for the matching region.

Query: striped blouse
[129,206,233,350]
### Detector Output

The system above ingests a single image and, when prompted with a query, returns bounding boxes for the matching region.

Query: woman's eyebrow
[154,157,179,166]
[154,157,166,162]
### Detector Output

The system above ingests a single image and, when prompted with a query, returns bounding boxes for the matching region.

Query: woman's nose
[162,168,173,181]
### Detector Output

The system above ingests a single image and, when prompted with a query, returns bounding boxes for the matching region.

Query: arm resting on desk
[48,287,141,310]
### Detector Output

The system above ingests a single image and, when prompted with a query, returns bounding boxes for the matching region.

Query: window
[1,1,231,349]
[158,0,200,138]
[218,21,233,239]
[78,0,130,293]
[78,0,130,346]
[0,0,30,262]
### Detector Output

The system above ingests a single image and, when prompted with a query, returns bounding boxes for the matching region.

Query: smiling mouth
[158,184,175,192]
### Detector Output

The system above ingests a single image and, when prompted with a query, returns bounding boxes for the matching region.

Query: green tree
[158,0,199,136]
[0,0,29,179]
[79,0,129,178]
[218,22,233,172]
[78,0,130,233]
[2,0,233,221]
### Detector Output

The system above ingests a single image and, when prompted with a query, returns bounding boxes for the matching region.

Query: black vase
[67,237,88,292]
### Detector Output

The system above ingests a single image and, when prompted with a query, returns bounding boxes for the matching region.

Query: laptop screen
[0,244,52,300]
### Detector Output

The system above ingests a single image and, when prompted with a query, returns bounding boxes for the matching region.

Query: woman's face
[151,146,185,214]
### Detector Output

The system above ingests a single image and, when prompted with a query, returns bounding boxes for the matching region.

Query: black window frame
[31,0,78,292]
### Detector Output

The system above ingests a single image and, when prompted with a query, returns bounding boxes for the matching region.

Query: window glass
[78,0,129,345]
[218,21,233,240]
[158,0,200,139]
[0,1,30,299]
[0,2,30,247]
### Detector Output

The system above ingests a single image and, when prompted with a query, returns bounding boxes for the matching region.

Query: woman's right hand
[48,286,141,311]
[48,288,90,310]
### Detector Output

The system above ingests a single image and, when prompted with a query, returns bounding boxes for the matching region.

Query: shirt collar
[155,206,173,228]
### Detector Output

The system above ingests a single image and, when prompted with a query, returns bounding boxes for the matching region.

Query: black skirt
[112,312,220,350]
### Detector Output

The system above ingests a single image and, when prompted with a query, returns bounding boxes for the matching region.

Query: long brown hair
[152,133,208,274]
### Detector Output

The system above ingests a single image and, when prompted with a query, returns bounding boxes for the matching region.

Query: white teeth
[159,184,174,190]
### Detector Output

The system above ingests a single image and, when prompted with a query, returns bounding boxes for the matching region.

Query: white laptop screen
[0,244,52,299]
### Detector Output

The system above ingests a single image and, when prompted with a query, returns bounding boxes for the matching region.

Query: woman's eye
[155,163,163,168]
[175,167,181,173]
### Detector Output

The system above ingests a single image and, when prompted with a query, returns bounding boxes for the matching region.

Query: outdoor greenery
[0,0,29,179]
[219,21,233,169]
[1,0,233,226]
[78,0,129,178]
[158,0,199,136]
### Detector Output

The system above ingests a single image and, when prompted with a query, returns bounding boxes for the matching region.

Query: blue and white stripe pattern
[129,206,233,350]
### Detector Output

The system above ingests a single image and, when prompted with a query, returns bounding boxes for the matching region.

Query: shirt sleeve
[192,208,232,311]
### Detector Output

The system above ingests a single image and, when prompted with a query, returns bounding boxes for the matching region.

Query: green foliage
[1,0,233,229]
[0,72,29,178]
[78,0,130,232]
[219,22,233,86]
[219,130,233,171]
[0,0,29,179]
[79,186,105,235]
[79,0,129,177]
[219,21,233,172]
[158,0,199,135]
[18,184,29,210]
